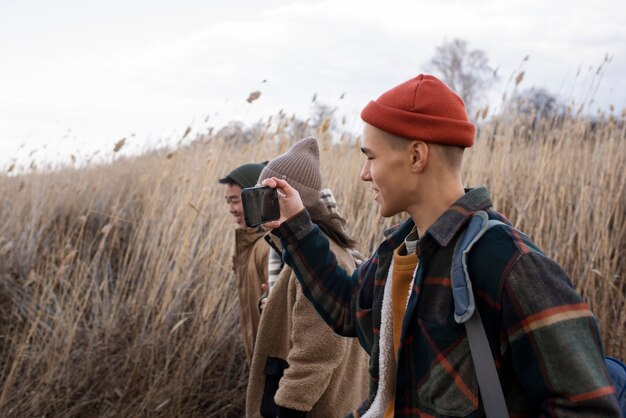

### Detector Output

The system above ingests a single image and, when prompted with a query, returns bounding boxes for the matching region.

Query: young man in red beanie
[262,75,620,417]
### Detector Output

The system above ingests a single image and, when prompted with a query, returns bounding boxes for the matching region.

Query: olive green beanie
[219,161,268,189]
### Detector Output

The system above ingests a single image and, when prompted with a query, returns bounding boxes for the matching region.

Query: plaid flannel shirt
[274,187,620,417]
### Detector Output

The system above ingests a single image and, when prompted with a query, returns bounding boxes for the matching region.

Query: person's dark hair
[306,201,357,249]
[218,176,238,186]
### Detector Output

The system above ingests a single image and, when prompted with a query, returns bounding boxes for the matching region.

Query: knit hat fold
[219,161,268,189]
[258,137,322,207]
[361,74,475,147]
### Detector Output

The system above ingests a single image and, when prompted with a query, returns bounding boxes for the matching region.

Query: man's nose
[360,161,371,181]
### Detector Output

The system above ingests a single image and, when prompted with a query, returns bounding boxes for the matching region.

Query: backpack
[606,357,626,416]
[452,210,626,417]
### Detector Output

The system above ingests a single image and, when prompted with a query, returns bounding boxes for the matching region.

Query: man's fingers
[264,220,281,229]
[261,176,304,227]
[262,177,298,197]
[261,178,277,188]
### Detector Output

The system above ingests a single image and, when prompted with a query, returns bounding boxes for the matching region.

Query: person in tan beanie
[245,137,369,418]
[261,75,620,417]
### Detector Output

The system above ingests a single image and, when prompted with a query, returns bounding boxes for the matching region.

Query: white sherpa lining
[362,259,419,417]
[361,260,396,417]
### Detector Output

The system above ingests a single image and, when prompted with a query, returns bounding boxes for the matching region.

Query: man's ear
[409,141,429,173]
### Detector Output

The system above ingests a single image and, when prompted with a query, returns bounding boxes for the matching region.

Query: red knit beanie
[361,74,475,147]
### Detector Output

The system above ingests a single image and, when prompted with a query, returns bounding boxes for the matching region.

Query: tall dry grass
[0,109,624,416]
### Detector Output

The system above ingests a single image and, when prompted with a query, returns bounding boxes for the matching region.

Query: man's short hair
[381,129,464,169]
[431,143,465,169]
[218,176,239,186]
[381,130,411,151]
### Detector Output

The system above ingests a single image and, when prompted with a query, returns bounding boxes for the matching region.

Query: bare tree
[426,38,498,118]
[509,88,566,118]
[310,102,337,131]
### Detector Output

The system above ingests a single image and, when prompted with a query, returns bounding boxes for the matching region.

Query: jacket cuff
[277,405,307,418]
[273,209,313,244]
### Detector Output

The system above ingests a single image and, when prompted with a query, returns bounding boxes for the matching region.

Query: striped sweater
[274,187,620,417]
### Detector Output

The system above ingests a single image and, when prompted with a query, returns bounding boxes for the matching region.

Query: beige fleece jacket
[246,239,369,417]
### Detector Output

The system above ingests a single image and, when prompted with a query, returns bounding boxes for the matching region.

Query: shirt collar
[424,187,493,247]
[382,217,415,253]
[404,227,419,254]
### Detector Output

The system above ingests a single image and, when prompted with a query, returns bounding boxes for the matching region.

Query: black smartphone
[241,186,280,228]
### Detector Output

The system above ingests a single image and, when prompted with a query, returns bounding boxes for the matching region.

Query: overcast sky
[1,0,625,168]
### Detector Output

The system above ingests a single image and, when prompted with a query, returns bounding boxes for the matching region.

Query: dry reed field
[0,109,624,417]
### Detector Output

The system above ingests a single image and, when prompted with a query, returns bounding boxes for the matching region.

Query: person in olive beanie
[219,161,269,226]
[261,75,620,417]
[219,161,269,363]
[246,137,369,418]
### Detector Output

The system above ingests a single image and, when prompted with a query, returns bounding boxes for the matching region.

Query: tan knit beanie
[258,137,322,207]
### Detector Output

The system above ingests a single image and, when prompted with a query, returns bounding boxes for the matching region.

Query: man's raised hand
[261,177,305,228]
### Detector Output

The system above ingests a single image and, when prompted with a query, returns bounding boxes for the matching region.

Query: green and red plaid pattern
[274,187,620,417]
